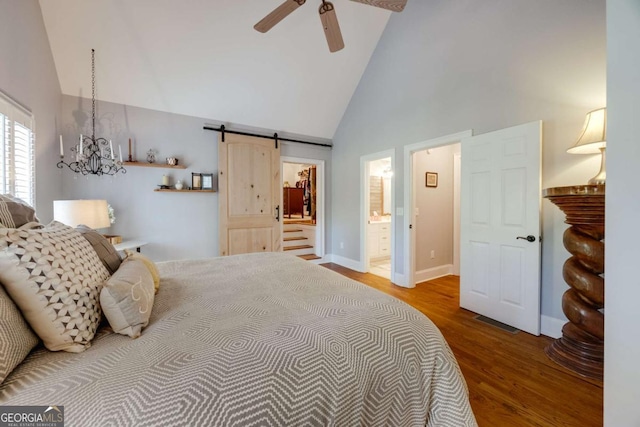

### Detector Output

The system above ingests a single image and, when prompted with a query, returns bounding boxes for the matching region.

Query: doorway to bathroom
[361,150,395,279]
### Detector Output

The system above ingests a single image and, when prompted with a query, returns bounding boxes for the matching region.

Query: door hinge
[274,132,278,149]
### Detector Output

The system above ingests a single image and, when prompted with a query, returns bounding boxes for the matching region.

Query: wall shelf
[124,161,186,169]
[153,189,215,193]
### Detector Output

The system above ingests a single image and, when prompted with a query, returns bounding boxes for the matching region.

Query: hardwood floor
[321,264,603,427]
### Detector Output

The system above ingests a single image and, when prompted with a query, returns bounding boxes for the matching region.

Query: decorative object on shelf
[426,172,438,187]
[53,199,111,229]
[162,175,170,187]
[567,108,607,185]
[201,173,214,190]
[166,157,179,166]
[57,49,125,176]
[284,181,290,188]
[147,149,157,164]
[128,138,134,162]
[175,180,184,190]
[543,185,605,380]
[192,173,202,190]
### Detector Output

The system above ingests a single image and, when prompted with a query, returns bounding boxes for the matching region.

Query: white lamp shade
[567,108,607,154]
[53,200,110,229]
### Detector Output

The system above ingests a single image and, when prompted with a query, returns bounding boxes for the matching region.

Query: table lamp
[53,199,110,229]
[567,107,606,185]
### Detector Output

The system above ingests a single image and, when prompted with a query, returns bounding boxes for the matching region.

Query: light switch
[396,207,404,216]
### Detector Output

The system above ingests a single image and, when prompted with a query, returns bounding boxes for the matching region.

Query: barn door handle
[517,235,536,242]
[276,205,280,222]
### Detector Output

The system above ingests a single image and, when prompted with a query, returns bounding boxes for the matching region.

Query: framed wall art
[426,172,438,188]
[192,172,202,190]
[201,173,213,190]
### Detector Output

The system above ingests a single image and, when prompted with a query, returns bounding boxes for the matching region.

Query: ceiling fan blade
[254,0,306,33]
[349,0,407,12]
[319,2,344,53]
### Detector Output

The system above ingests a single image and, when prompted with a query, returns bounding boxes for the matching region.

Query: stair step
[298,254,321,261]
[284,236,308,242]
[284,245,313,251]
[284,228,303,233]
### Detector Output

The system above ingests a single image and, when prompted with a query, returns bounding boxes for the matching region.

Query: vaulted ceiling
[39,0,392,140]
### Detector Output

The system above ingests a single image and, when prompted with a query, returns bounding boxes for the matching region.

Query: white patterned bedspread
[1,252,477,426]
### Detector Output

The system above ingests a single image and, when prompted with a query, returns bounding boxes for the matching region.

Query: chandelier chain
[91,49,96,139]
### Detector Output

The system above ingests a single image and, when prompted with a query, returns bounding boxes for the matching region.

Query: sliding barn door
[219,133,281,256]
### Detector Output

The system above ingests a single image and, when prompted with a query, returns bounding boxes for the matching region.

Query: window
[0,91,35,207]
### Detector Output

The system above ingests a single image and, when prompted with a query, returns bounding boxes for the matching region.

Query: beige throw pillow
[0,194,39,228]
[125,250,160,293]
[76,225,122,275]
[100,259,155,338]
[0,285,39,384]
[0,221,110,352]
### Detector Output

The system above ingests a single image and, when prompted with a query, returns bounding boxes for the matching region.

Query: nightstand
[113,240,148,253]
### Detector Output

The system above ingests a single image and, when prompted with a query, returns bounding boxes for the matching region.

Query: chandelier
[58,49,126,176]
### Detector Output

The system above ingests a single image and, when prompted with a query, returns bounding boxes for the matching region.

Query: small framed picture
[201,173,213,190]
[426,172,438,188]
[192,172,202,190]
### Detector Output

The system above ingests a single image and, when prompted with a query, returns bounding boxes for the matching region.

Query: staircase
[283,224,320,260]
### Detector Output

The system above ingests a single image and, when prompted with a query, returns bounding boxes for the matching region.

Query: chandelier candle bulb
[79,134,83,155]
[119,145,123,162]
[109,140,114,160]
[59,135,64,157]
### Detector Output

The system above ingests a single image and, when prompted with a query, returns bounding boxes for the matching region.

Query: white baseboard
[415,264,453,283]
[327,254,365,272]
[541,315,566,339]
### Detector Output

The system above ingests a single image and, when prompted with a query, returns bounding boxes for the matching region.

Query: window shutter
[0,91,36,207]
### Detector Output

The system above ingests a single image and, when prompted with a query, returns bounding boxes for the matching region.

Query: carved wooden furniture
[543,185,605,379]
[283,187,304,218]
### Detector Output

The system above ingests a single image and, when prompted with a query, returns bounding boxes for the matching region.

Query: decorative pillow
[125,250,160,293]
[76,224,122,275]
[0,221,110,352]
[0,194,39,228]
[100,259,155,338]
[0,285,39,384]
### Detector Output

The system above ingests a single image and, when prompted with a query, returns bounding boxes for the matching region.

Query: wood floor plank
[321,264,603,427]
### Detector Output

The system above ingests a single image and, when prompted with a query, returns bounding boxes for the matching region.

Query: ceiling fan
[254,0,407,53]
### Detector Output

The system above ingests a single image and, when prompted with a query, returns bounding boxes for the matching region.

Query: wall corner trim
[541,315,566,339]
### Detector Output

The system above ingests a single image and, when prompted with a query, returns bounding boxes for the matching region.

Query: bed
[0,250,476,426]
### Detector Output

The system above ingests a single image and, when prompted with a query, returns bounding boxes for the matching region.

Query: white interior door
[460,121,542,335]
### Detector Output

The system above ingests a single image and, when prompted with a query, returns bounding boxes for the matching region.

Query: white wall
[331,0,605,322]
[414,145,457,271]
[0,0,63,220]
[60,95,332,261]
[604,0,640,424]
[283,163,305,187]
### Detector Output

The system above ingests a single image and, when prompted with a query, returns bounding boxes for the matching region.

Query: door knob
[517,235,536,242]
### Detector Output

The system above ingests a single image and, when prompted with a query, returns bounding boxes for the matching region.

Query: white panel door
[460,121,542,335]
